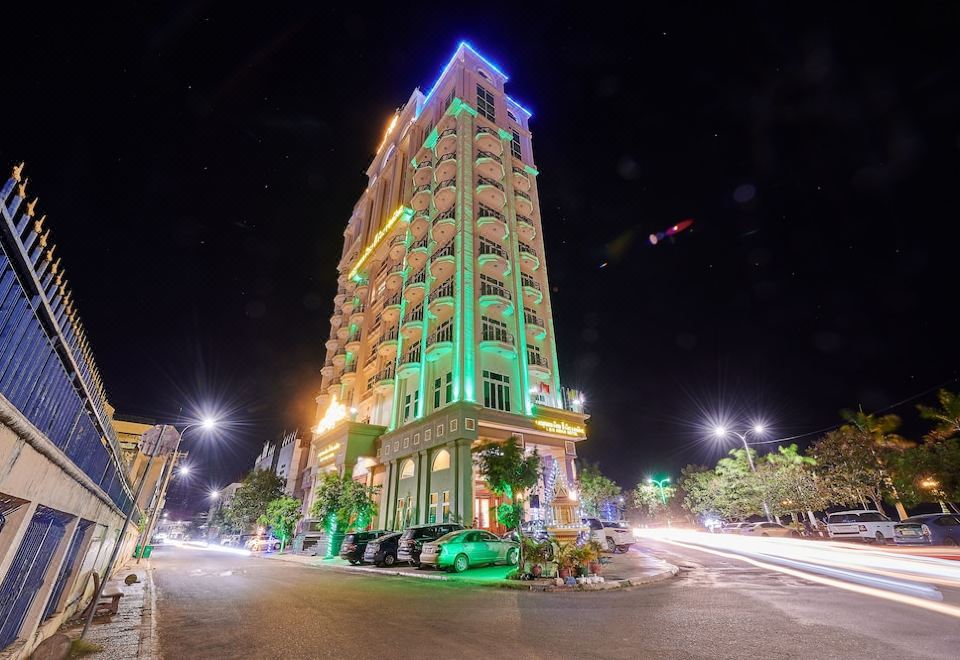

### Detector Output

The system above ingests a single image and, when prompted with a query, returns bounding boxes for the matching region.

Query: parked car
[340,530,388,564]
[582,518,634,553]
[420,529,520,573]
[397,523,464,566]
[363,532,402,567]
[247,536,282,552]
[740,522,800,538]
[826,510,897,544]
[894,514,960,546]
[721,522,753,534]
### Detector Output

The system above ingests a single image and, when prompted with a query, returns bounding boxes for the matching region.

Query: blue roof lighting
[506,95,533,119]
[420,41,512,117]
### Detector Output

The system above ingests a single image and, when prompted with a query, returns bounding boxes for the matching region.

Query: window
[404,393,412,421]
[511,130,522,160]
[481,315,511,343]
[432,449,451,472]
[434,372,453,408]
[445,372,453,403]
[400,459,416,479]
[441,491,451,522]
[434,377,442,408]
[483,370,511,412]
[404,388,419,422]
[444,88,456,110]
[507,109,518,123]
[476,84,495,122]
[429,492,439,523]
[396,498,405,528]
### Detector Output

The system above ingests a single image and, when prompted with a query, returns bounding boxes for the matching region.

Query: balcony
[431,207,456,244]
[426,319,454,361]
[411,182,432,212]
[397,344,423,377]
[345,331,362,354]
[414,158,433,186]
[521,273,544,304]
[478,235,510,278]
[476,175,506,210]
[479,276,513,315]
[341,360,358,384]
[524,308,547,340]
[480,320,516,358]
[527,352,551,379]
[476,149,504,180]
[377,325,400,357]
[434,176,456,213]
[321,360,335,379]
[386,264,405,291]
[435,127,457,157]
[325,337,339,352]
[428,276,455,319]
[401,303,425,339]
[383,236,405,265]
[336,325,349,342]
[475,125,502,154]
[435,151,457,182]
[515,188,534,215]
[518,240,540,271]
[407,233,430,271]
[430,237,456,281]
[349,303,366,326]
[372,364,396,394]
[330,310,343,328]
[512,166,531,191]
[410,210,430,238]
[404,267,427,305]
[476,203,507,241]
[516,213,536,240]
[334,288,347,307]
[332,349,347,368]
[381,290,402,324]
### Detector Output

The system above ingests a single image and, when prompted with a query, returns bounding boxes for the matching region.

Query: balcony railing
[380,326,399,343]
[383,291,402,307]
[521,274,542,291]
[476,126,498,138]
[512,166,526,176]
[476,149,503,163]
[390,235,406,249]
[403,345,422,364]
[477,175,504,191]
[416,159,433,169]
[347,331,361,344]
[410,234,429,251]
[479,278,512,300]
[343,361,357,375]
[433,238,455,259]
[438,128,457,140]
[375,364,395,382]
[479,236,507,259]
[516,189,532,201]
[434,207,456,224]
[414,183,432,195]
[519,241,538,258]
[527,353,549,369]
[351,302,365,315]
[435,176,456,191]
[437,152,456,165]
[428,320,454,346]
[405,303,424,323]
[477,204,505,222]
[524,309,545,328]
[407,268,426,286]
[481,321,514,344]
[516,213,534,226]
[432,277,454,299]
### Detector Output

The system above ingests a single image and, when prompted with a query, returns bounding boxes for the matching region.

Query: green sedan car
[419,529,520,573]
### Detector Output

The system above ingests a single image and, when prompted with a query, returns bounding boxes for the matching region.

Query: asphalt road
[151,542,960,659]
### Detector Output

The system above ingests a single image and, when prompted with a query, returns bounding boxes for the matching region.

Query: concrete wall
[0,404,139,660]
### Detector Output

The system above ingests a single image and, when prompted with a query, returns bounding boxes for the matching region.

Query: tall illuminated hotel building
[303,43,588,532]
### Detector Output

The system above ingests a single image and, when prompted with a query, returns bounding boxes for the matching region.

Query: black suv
[363,532,402,567]
[340,530,388,564]
[397,523,464,566]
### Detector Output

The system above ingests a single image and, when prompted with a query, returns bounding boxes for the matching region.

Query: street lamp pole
[714,426,774,522]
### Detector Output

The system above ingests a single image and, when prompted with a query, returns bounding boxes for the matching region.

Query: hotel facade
[305,44,587,533]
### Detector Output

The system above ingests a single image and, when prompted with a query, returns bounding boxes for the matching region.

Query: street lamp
[648,477,671,505]
[210,490,220,500]
[713,423,774,522]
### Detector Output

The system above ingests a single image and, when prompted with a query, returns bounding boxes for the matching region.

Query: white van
[826,510,897,544]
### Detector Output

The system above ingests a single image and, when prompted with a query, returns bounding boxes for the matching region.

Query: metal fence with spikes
[0,166,134,515]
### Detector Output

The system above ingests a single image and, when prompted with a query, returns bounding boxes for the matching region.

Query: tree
[888,439,960,510]
[808,427,887,512]
[677,450,767,522]
[226,469,285,532]
[917,389,960,442]
[760,444,829,527]
[577,462,622,518]
[474,437,540,570]
[633,482,677,522]
[308,473,380,535]
[257,496,302,552]
[840,409,913,519]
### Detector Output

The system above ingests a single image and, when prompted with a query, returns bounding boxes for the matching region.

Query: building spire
[11,162,24,182]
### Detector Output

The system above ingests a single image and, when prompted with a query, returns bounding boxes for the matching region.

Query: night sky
[3,3,958,514]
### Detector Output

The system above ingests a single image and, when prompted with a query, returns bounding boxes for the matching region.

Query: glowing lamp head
[713,425,728,438]
[752,424,766,435]
[178,466,191,476]
[201,418,217,431]
[210,490,220,500]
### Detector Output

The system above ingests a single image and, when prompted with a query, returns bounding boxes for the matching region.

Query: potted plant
[556,541,577,579]
[523,538,552,578]
[584,540,604,576]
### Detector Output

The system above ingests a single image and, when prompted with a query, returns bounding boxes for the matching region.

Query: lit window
[444,88,456,110]
[511,130,522,160]
[396,497,406,529]
[432,449,451,472]
[429,492,439,523]
[400,459,416,479]
[445,372,453,403]
[483,370,511,412]
[476,84,495,122]
[434,377,442,409]
[441,491,451,522]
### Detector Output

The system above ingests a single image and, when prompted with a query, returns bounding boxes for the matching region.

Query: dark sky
[3,3,959,513]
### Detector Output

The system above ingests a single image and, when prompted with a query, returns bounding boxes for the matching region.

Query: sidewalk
[261,547,678,591]
[65,561,159,659]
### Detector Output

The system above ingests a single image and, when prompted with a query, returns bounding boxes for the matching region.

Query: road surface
[151,542,960,659]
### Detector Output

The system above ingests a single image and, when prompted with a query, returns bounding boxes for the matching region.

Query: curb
[263,552,679,592]
[143,559,160,659]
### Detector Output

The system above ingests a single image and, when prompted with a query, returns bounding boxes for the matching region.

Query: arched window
[399,459,416,479]
[432,449,451,472]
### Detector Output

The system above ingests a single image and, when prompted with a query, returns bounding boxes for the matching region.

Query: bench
[78,571,125,619]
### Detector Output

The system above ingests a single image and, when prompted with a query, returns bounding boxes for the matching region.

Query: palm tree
[917,389,960,442]
[840,409,913,520]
